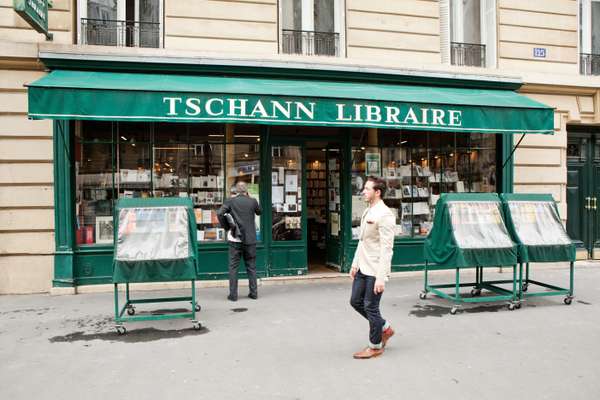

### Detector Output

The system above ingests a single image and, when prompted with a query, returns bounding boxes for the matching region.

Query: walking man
[218,181,261,301]
[350,176,396,359]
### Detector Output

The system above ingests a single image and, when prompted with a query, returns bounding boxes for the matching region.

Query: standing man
[349,176,396,359]
[218,181,261,301]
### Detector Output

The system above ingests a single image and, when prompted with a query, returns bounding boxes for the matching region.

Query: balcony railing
[580,53,600,76]
[80,18,161,48]
[451,42,486,67]
[281,29,339,57]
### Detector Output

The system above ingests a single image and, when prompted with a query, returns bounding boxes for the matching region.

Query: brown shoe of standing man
[349,176,396,359]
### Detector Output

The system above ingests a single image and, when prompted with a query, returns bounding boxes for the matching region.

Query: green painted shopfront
[26,57,554,288]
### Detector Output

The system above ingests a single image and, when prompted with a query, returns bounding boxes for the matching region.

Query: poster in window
[95,216,114,244]
[365,153,381,176]
[285,173,298,192]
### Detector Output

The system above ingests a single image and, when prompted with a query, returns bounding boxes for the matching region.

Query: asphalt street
[1,263,599,400]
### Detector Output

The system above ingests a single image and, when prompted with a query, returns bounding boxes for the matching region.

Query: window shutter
[440,0,451,64]
[482,0,497,68]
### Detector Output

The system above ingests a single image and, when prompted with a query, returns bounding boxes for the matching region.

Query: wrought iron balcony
[451,42,486,67]
[281,29,339,57]
[80,18,160,48]
[580,53,600,76]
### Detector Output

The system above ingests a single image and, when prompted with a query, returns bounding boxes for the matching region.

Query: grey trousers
[228,242,257,298]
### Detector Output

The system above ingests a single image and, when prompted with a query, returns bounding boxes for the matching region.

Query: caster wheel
[522,283,529,292]
[515,302,522,309]
[564,297,573,305]
[127,307,136,316]
[116,326,127,335]
[470,288,481,297]
[195,304,201,312]
[419,292,427,300]
[508,303,516,311]
[192,321,202,330]
[450,307,458,315]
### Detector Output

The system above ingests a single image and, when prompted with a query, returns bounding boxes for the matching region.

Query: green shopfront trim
[34,70,553,287]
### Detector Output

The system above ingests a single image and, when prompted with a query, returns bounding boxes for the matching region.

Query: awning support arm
[502,133,526,171]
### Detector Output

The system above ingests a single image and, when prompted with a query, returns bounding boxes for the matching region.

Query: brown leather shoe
[382,326,395,347]
[353,347,384,359]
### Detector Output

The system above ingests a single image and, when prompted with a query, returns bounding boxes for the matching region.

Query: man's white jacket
[351,200,396,282]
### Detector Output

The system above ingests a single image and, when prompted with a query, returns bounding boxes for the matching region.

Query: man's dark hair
[367,176,386,198]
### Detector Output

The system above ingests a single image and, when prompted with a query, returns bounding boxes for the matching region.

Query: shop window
[225,125,262,240]
[350,130,497,240]
[78,0,163,48]
[75,121,115,246]
[271,145,303,241]
[75,121,235,246]
[440,0,496,68]
[153,123,189,198]
[580,0,600,75]
[280,0,344,57]
[190,125,225,242]
[117,122,152,199]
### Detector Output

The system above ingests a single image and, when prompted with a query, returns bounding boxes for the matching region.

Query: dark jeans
[350,269,386,347]
[228,242,257,299]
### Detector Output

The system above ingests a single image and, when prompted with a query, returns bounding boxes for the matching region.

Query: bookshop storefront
[27,68,554,287]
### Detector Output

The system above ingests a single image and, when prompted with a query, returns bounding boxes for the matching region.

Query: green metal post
[126,283,130,304]
[526,262,530,283]
[424,261,429,292]
[455,268,460,302]
[512,265,517,302]
[114,283,119,321]
[519,262,523,298]
[191,280,196,320]
[569,261,574,296]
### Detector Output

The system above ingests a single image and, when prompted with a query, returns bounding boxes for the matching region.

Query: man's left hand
[374,279,385,294]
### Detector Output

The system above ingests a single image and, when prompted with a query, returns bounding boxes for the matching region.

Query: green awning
[27,70,554,134]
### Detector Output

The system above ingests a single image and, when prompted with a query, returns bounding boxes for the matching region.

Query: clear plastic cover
[448,201,514,249]
[116,206,190,261]
[508,201,572,246]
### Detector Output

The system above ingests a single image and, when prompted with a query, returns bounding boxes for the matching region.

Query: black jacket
[217,195,261,244]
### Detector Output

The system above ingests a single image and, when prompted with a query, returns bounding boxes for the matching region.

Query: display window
[74,122,261,245]
[351,130,498,239]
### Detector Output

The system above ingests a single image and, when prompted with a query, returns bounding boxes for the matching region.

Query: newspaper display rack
[500,193,575,305]
[423,193,520,314]
[112,198,201,334]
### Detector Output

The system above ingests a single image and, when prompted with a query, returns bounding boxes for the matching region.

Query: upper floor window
[280,0,344,57]
[78,0,163,48]
[580,0,600,75]
[440,0,496,68]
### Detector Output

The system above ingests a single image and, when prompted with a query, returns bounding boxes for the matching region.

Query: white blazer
[351,200,396,281]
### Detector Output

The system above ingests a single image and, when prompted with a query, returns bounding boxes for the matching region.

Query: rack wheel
[116,325,127,335]
[508,303,516,311]
[192,321,202,330]
[470,288,481,297]
[515,302,522,309]
[419,292,428,300]
[127,307,136,316]
[522,283,529,292]
[195,304,201,312]
[450,307,458,315]
[564,297,573,305]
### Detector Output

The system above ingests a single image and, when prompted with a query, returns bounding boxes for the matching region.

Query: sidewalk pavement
[1,262,600,400]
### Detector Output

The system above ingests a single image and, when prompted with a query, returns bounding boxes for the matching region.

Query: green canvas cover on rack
[500,193,576,263]
[112,197,199,283]
[424,193,518,268]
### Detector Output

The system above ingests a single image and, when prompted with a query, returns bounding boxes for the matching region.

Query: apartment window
[580,0,600,75]
[440,0,496,68]
[280,0,344,57]
[78,0,163,48]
